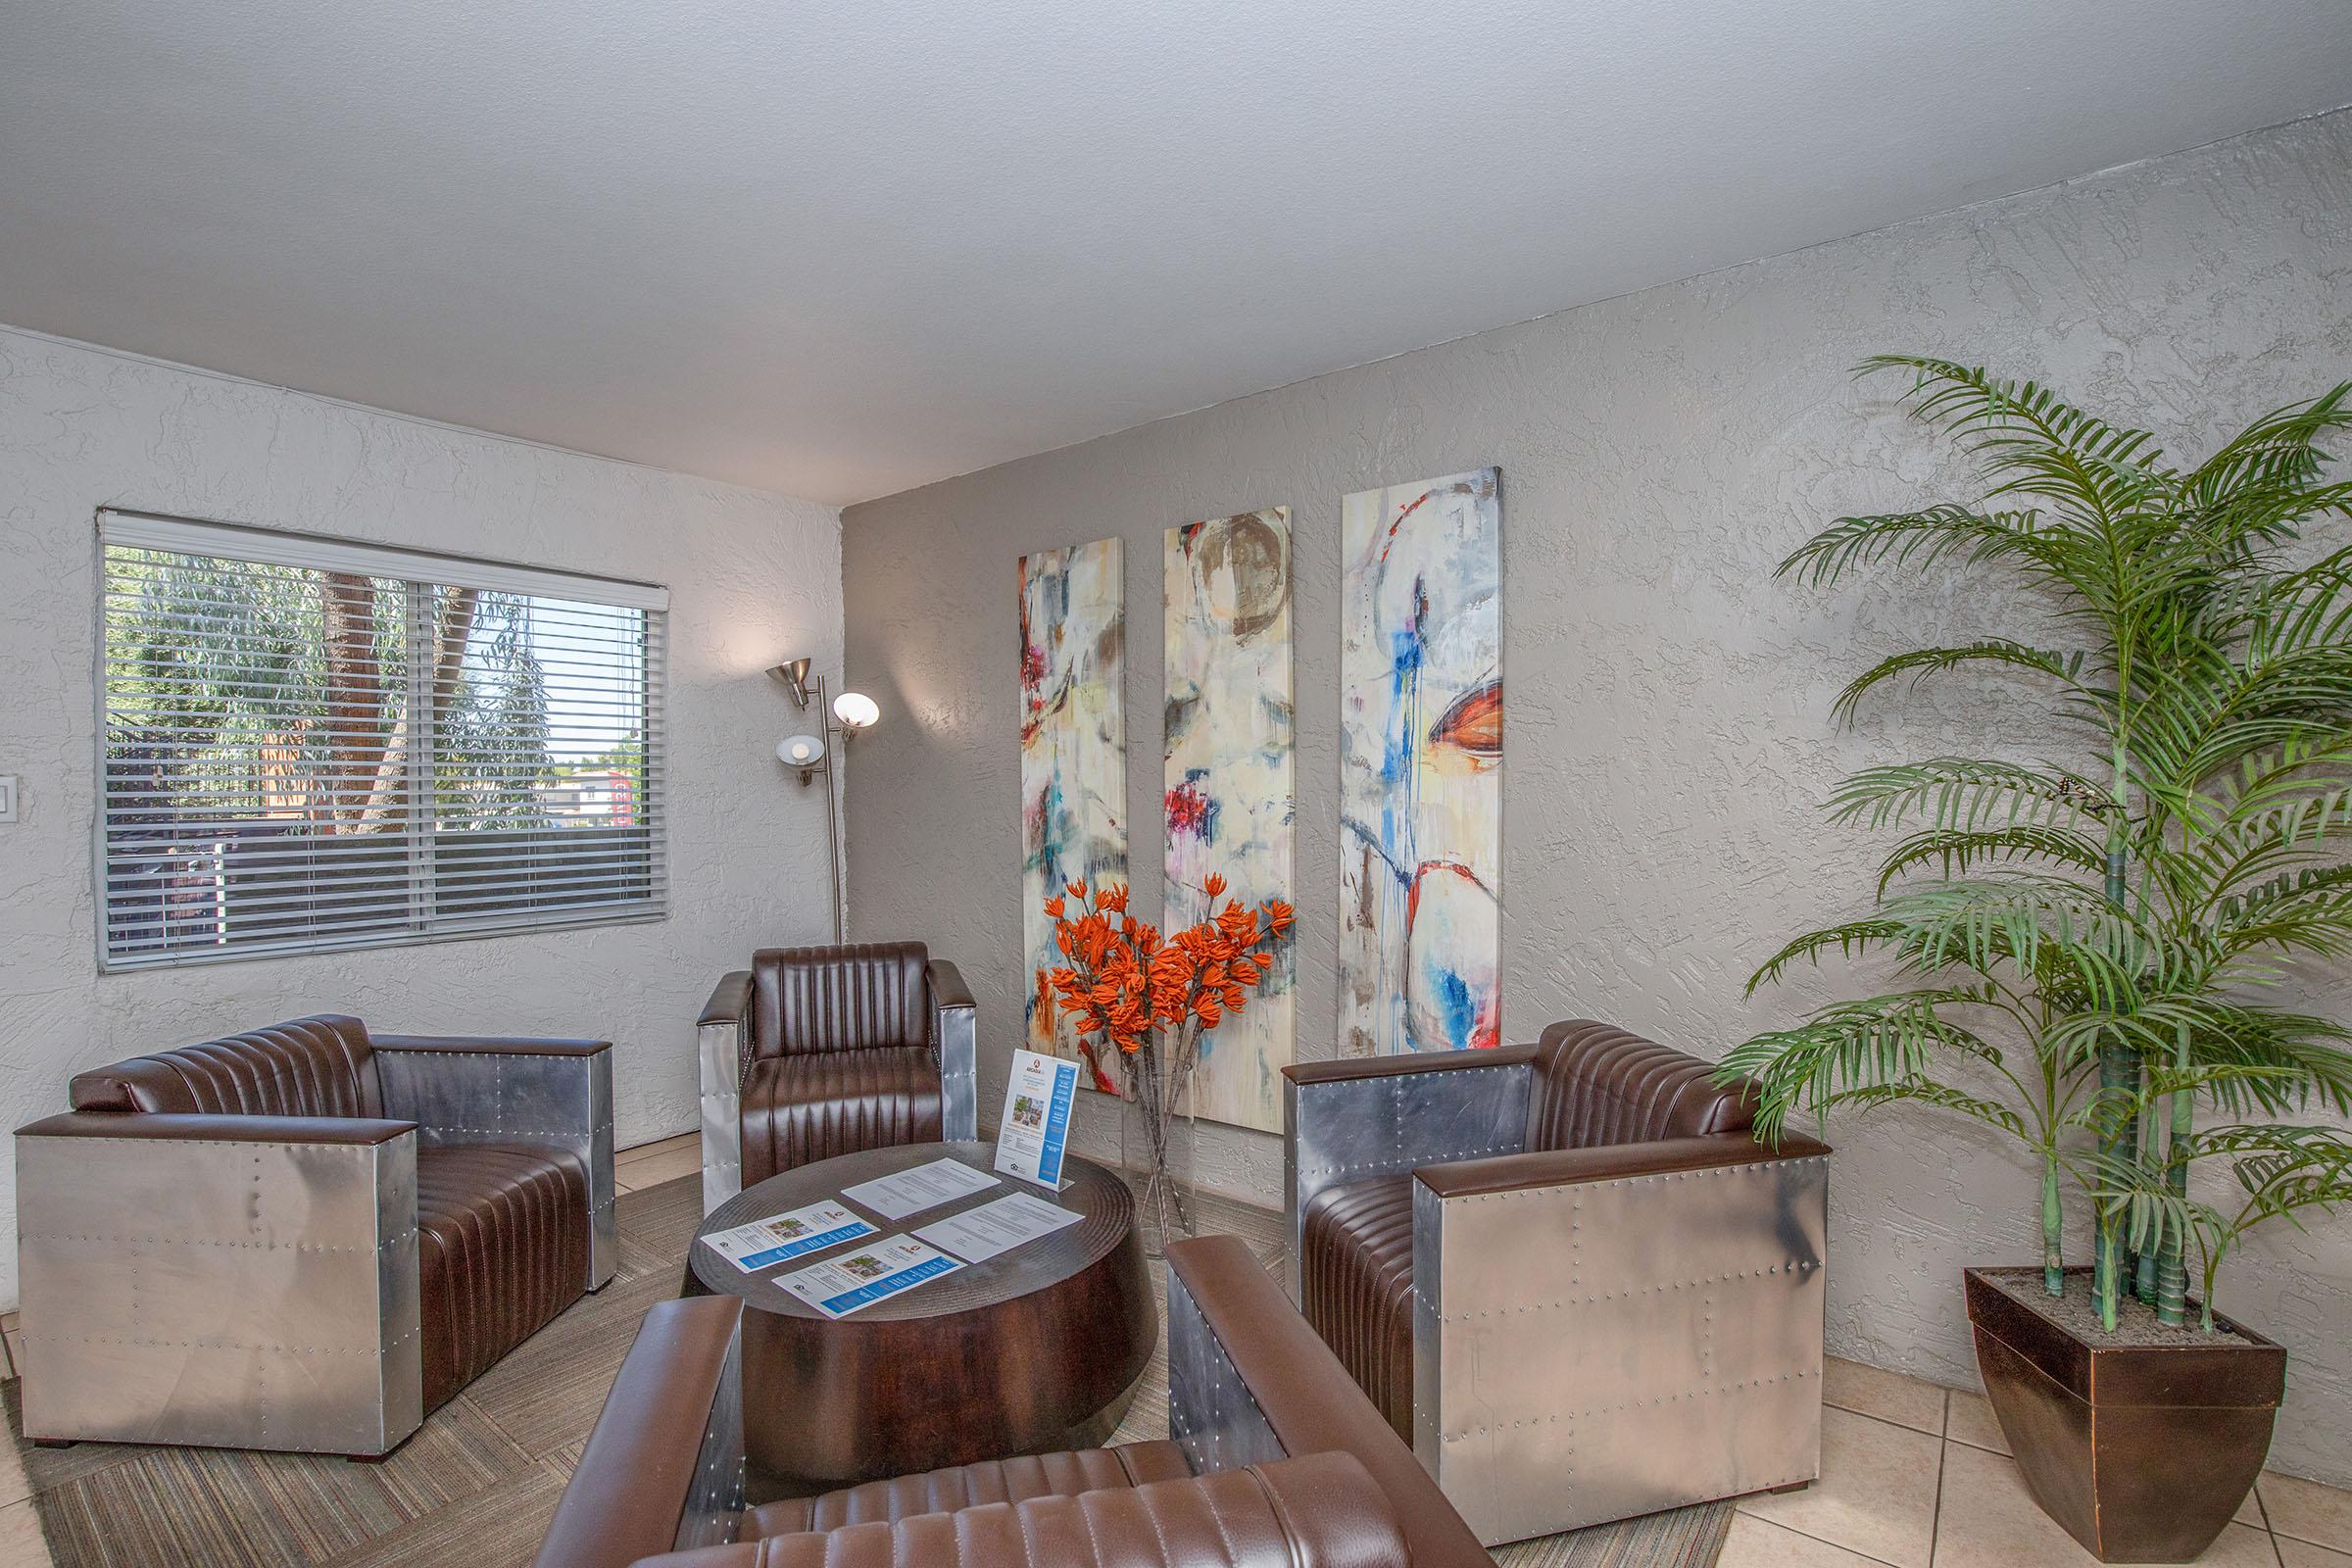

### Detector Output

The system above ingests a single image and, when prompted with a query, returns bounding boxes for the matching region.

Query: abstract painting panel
[1164,509,1295,1132]
[1338,467,1502,1055]
[1019,536,1128,1071]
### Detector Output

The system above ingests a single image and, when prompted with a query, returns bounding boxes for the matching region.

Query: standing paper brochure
[995,1048,1079,1189]
[776,1236,964,1319]
[701,1200,875,1273]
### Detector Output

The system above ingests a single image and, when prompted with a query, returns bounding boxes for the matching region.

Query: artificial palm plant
[1724,356,2352,1334]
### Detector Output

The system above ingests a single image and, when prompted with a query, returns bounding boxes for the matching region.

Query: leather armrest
[928,958,975,1011]
[1282,1044,1537,1087]
[1415,1130,1832,1200]
[1165,1235,1492,1568]
[534,1297,743,1568]
[371,1033,610,1057]
[699,971,753,1028]
[16,1110,416,1146]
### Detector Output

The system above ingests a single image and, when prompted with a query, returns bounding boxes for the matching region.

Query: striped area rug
[7,1176,1728,1567]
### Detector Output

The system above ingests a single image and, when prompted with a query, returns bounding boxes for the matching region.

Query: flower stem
[2041,1153,2064,1298]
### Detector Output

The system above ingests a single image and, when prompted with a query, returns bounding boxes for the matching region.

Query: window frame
[91,508,671,972]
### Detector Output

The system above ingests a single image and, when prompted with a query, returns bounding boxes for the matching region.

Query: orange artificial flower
[1037,862,1293,1094]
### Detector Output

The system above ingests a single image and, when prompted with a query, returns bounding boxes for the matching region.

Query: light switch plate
[0,776,16,823]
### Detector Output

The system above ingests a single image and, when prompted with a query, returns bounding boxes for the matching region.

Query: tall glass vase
[1119,1043,1198,1259]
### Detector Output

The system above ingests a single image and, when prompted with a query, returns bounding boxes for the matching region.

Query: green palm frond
[2227,1126,2352,1217]
[2213,862,2352,925]
[2093,1170,2221,1266]
[2156,1006,2352,1115]
[1828,758,2117,833]
[2212,887,2352,965]
[1718,986,2010,1141]
[1744,919,1914,993]
[2168,822,2352,918]
[1875,825,2107,895]
[1776,506,2058,588]
[2177,386,2352,529]
[1859,355,2170,529]
[1829,641,2095,728]
[2184,1122,2352,1165]
[1877,874,2147,992]
[2041,1000,2352,1116]
[1815,1078,2029,1138]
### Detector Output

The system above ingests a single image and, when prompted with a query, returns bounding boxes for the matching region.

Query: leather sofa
[698,942,976,1210]
[1286,1019,1832,1544]
[14,1014,614,1456]
[532,1234,1490,1568]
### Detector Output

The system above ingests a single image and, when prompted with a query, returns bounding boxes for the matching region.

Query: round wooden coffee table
[689,1140,1154,1485]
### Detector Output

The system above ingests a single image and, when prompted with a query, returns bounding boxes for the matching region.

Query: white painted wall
[0,326,844,1310]
[842,111,2352,1484]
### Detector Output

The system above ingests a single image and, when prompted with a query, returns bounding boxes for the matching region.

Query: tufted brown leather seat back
[702,1454,1406,1568]
[750,943,933,1059]
[1526,1019,1754,1152]
[69,1013,383,1118]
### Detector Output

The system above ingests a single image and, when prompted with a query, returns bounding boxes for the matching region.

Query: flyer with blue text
[775,1236,964,1319]
[995,1048,1079,1188]
[701,1200,875,1273]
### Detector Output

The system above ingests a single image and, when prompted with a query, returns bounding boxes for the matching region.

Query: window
[97,510,667,968]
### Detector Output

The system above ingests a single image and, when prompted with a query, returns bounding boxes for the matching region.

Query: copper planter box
[1964,1266,2284,1563]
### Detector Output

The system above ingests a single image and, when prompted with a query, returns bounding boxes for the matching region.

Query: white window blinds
[97,511,668,969]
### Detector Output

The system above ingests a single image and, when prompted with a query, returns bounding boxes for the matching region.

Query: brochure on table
[913,1191,1084,1264]
[775,1236,964,1320]
[701,1200,875,1273]
[839,1156,1000,1221]
[995,1048,1079,1189]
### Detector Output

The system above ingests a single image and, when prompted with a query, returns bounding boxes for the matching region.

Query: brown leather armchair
[14,1014,614,1456]
[697,942,976,1210]
[1284,1019,1832,1544]
[531,1235,1490,1568]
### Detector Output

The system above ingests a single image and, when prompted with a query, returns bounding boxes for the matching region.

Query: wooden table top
[689,1140,1135,1323]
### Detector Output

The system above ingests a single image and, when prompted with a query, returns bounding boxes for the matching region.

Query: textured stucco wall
[843,110,2352,1483]
[0,327,844,1309]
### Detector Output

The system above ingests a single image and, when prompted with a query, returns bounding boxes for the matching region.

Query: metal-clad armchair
[14,1014,613,1457]
[1283,1019,1831,1545]
[698,941,976,1211]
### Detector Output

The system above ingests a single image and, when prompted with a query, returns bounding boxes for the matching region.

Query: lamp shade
[777,733,826,767]
[833,691,881,730]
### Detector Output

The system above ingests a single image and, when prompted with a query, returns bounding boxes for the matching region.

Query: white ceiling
[4,2,2347,507]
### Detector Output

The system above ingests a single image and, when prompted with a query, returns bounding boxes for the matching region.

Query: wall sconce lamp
[767,658,880,943]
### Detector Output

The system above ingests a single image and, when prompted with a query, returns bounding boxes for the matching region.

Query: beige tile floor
[612,1129,703,1192]
[1727,1355,2352,1568]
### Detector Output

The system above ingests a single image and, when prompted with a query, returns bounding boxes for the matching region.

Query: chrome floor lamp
[768,657,878,945]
